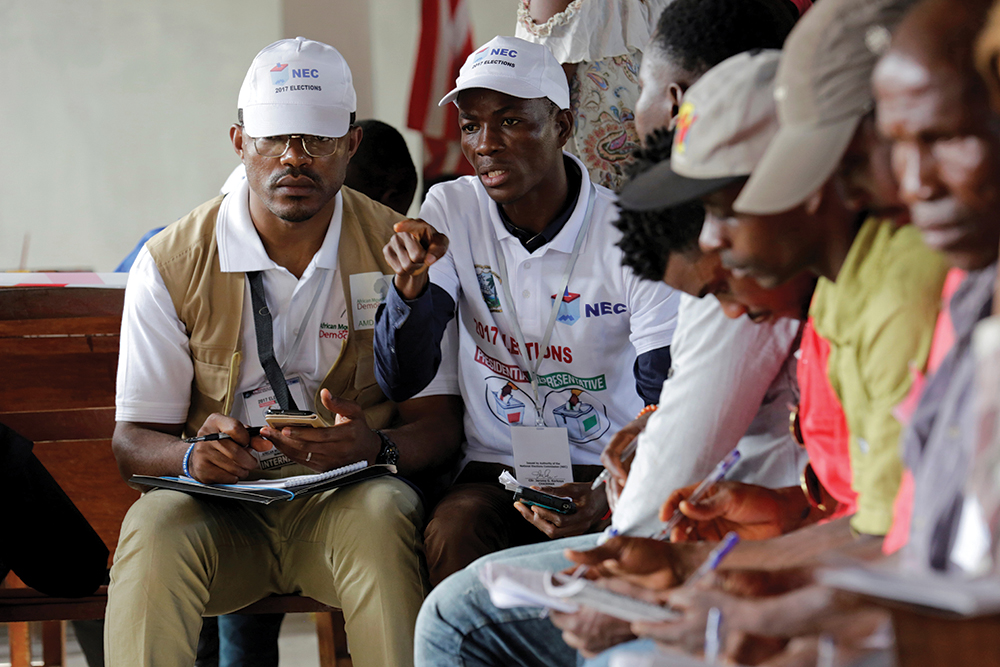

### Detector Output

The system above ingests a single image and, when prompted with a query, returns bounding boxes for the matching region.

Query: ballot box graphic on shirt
[485,377,609,444]
[552,389,603,440]
[552,290,582,326]
[493,381,526,424]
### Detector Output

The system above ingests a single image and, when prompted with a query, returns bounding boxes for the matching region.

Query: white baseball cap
[438,36,570,110]
[238,37,357,139]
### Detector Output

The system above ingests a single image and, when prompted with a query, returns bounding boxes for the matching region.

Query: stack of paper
[478,562,679,623]
[819,563,1000,616]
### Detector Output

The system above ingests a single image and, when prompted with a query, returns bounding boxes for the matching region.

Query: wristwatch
[373,429,399,466]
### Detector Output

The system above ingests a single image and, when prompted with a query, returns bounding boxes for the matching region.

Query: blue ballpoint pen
[569,451,741,581]
[654,449,742,541]
[685,531,741,587]
[704,606,722,663]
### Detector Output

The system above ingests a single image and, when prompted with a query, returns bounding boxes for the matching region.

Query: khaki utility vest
[147,186,401,439]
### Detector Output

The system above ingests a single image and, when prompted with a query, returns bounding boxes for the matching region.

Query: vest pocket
[191,349,233,402]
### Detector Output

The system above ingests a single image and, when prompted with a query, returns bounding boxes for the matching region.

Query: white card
[349,271,395,330]
[511,426,573,487]
[241,377,311,471]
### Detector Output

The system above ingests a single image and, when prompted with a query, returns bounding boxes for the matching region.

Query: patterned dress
[516,0,670,192]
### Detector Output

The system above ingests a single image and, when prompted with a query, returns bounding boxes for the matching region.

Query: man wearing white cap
[373,36,678,586]
[105,37,457,667]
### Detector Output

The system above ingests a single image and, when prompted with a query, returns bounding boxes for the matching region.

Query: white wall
[0,0,280,271]
[0,0,514,271]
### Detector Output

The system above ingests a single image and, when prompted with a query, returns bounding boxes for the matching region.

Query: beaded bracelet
[182,443,196,480]
[636,404,658,420]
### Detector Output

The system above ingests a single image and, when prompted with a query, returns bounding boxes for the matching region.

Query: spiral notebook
[130,461,396,504]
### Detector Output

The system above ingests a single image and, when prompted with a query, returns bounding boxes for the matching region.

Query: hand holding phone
[264,408,324,429]
[499,470,577,514]
[514,486,578,515]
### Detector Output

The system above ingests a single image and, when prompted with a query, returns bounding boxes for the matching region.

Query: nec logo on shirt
[586,302,627,317]
[552,290,626,325]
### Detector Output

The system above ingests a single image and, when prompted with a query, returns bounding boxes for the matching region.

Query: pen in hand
[685,531,740,587]
[184,426,263,444]
[569,450,741,582]
[591,434,640,490]
[654,449,742,540]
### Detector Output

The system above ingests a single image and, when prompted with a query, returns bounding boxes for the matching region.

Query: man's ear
[231,124,245,160]
[346,125,364,160]
[554,107,575,147]
[803,181,829,215]
[837,174,872,213]
[667,83,687,130]
[378,188,399,208]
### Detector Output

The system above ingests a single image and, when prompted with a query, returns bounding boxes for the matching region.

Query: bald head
[873,0,1000,270]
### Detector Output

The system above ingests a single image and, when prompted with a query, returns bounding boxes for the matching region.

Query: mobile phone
[513,487,577,515]
[264,408,323,428]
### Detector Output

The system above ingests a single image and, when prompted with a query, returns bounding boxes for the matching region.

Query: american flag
[407,0,476,179]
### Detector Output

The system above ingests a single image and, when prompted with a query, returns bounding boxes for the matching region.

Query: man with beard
[104,38,459,667]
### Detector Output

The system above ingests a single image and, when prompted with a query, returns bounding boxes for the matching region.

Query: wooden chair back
[0,285,352,666]
[0,286,139,567]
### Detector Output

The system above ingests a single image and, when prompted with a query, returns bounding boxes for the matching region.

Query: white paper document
[819,563,1000,616]
[609,651,751,667]
[478,563,679,623]
[511,426,573,486]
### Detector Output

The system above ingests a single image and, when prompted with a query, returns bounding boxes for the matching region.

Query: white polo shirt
[116,179,351,429]
[424,152,679,468]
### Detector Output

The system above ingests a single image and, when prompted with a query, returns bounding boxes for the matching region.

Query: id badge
[241,377,311,470]
[349,271,395,330]
[511,426,573,487]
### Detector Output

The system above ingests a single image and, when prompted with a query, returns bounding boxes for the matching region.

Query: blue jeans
[218,614,284,667]
[581,639,660,667]
[415,535,601,667]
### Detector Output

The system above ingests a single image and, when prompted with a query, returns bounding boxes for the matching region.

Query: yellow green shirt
[810,216,948,535]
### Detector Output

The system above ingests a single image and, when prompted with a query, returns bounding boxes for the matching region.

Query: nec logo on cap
[271,63,289,86]
[270,62,321,88]
[474,46,518,63]
[472,47,519,69]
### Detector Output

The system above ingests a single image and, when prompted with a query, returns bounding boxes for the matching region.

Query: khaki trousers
[104,477,428,667]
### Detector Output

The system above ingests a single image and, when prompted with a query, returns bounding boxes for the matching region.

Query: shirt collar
[497,155,583,252]
[949,261,996,341]
[217,179,343,273]
[487,151,594,256]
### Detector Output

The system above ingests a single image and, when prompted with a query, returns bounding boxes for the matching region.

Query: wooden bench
[0,286,351,667]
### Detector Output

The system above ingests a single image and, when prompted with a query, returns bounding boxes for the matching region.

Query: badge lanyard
[246,267,328,408]
[493,185,596,425]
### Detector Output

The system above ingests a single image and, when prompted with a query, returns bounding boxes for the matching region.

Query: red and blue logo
[270,63,289,86]
[472,46,490,64]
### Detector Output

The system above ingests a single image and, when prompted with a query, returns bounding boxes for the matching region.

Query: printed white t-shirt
[423,152,679,468]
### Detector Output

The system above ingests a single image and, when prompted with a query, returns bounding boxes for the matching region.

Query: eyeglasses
[247,133,342,158]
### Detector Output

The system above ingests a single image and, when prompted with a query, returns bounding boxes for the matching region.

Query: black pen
[184,426,263,443]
